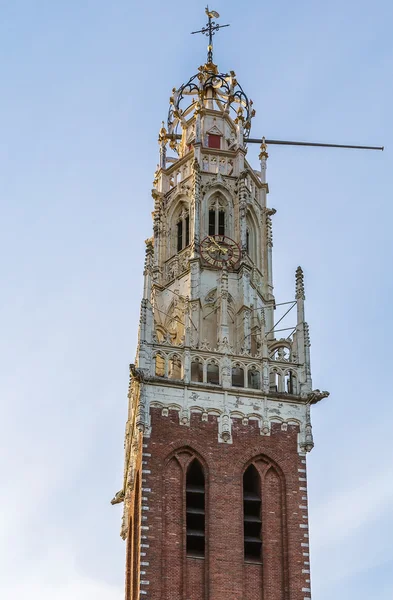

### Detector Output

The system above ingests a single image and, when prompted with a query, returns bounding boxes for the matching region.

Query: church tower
[114,12,329,600]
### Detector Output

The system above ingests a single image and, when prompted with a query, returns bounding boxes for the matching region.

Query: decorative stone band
[140,382,321,453]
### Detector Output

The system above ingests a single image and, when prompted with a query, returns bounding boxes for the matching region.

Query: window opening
[177,221,183,252]
[243,465,262,562]
[209,210,215,236]
[191,359,203,383]
[208,198,226,237]
[269,371,279,392]
[248,367,260,390]
[185,216,190,247]
[176,209,190,253]
[218,211,225,235]
[284,372,296,394]
[246,229,250,254]
[155,354,165,377]
[206,362,219,385]
[207,134,221,149]
[168,355,182,380]
[232,365,244,387]
[186,459,205,557]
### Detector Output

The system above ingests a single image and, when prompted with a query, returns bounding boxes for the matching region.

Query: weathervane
[181,8,384,153]
[191,6,230,64]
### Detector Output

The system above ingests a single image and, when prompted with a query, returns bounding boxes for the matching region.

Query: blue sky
[0,1,392,598]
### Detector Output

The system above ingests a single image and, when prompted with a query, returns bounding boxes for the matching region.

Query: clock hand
[208,236,229,254]
[208,236,223,251]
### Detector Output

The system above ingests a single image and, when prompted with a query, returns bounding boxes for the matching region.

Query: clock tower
[114,14,329,600]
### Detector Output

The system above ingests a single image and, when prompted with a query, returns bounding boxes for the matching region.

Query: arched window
[208,196,226,236]
[155,354,166,377]
[246,228,250,254]
[243,465,262,562]
[206,361,219,385]
[248,366,260,390]
[232,364,244,387]
[284,371,297,394]
[270,369,283,392]
[176,209,190,253]
[168,354,182,380]
[191,358,203,382]
[186,459,205,557]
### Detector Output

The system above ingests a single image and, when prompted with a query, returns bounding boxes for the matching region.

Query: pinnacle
[295,266,305,300]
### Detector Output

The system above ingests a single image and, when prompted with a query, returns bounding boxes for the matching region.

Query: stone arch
[246,206,260,268]
[247,363,261,389]
[232,361,246,387]
[206,358,220,385]
[153,351,167,377]
[202,187,234,239]
[269,366,285,393]
[166,195,190,258]
[284,368,298,394]
[167,352,182,380]
[164,298,185,346]
[191,355,204,382]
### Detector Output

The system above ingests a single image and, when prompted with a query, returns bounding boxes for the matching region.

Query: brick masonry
[125,407,312,600]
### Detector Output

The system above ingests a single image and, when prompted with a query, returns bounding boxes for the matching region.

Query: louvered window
[243,464,262,562]
[186,459,205,557]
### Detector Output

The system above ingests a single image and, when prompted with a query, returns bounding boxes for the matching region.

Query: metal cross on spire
[191,6,230,64]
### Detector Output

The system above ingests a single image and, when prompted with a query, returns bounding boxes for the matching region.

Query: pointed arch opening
[232,364,245,387]
[248,366,260,390]
[168,354,182,380]
[284,370,297,394]
[191,358,204,382]
[243,464,262,562]
[186,459,205,557]
[206,361,219,385]
[155,353,166,377]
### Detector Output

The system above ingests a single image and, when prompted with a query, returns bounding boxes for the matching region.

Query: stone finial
[234,105,245,123]
[158,121,167,143]
[158,121,168,169]
[296,266,305,300]
[259,136,269,160]
[145,237,154,257]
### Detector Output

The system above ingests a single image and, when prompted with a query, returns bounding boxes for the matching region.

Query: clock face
[200,235,241,268]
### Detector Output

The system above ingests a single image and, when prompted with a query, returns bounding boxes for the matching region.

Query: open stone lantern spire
[114,9,330,600]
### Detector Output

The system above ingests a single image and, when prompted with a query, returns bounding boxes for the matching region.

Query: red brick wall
[129,407,311,600]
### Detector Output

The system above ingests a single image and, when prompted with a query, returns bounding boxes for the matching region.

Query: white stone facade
[125,61,329,489]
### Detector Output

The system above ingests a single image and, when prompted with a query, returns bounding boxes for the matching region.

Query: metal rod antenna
[167,133,383,151]
[250,138,384,151]
[266,302,297,336]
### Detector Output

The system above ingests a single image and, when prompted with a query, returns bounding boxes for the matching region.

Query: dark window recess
[186,459,205,557]
[207,362,219,385]
[218,211,225,235]
[209,210,215,236]
[177,221,183,252]
[185,216,190,247]
[191,360,203,382]
[246,229,250,254]
[208,134,221,149]
[232,366,244,387]
[244,464,262,562]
